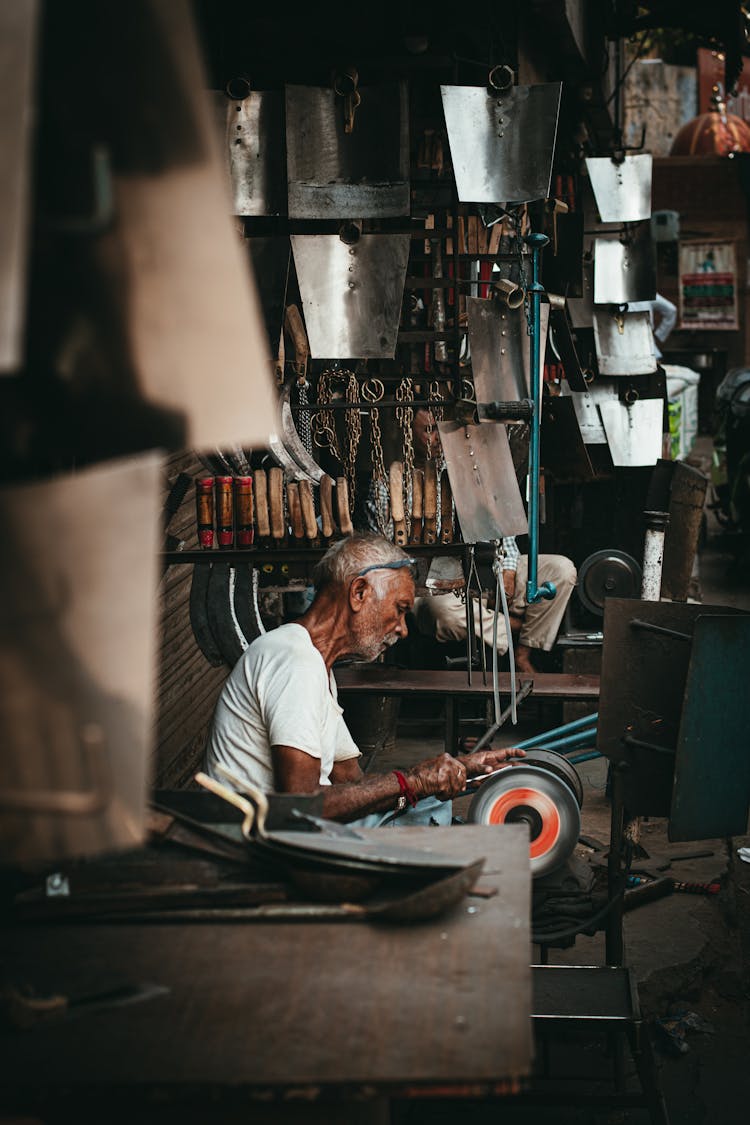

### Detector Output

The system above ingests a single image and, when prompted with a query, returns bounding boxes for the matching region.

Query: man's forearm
[322,772,408,822]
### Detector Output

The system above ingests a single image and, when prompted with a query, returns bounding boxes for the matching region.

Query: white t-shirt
[205,623,360,792]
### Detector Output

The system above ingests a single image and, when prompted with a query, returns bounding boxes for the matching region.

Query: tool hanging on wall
[362,377,390,536]
[312,369,344,464]
[395,377,415,539]
[423,462,438,546]
[343,371,362,515]
[389,462,407,547]
[409,469,424,545]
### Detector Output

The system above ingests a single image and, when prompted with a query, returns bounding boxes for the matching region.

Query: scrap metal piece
[291,234,410,359]
[670,615,750,841]
[0,0,39,372]
[437,420,528,544]
[189,565,224,667]
[593,231,656,305]
[661,461,709,602]
[211,89,286,216]
[593,309,657,376]
[207,564,249,667]
[232,565,266,646]
[585,155,653,224]
[468,299,549,403]
[597,599,747,816]
[0,453,162,864]
[285,82,409,218]
[440,82,562,203]
[425,555,466,592]
[599,399,663,467]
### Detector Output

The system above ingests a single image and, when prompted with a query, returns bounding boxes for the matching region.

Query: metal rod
[470,679,534,752]
[524,231,555,606]
[622,734,676,756]
[567,750,602,764]
[511,712,600,750]
[530,728,598,753]
[630,619,691,642]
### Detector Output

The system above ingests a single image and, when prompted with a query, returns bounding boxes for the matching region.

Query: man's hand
[503,569,516,599]
[406,753,467,802]
[459,746,526,778]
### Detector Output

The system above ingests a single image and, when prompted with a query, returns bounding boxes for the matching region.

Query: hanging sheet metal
[593,231,656,305]
[437,420,528,544]
[467,298,549,403]
[669,615,750,841]
[211,90,286,216]
[593,309,657,376]
[585,155,653,224]
[0,453,162,865]
[285,82,409,218]
[440,82,561,203]
[599,398,663,466]
[567,252,595,330]
[291,234,410,359]
[0,0,39,373]
[570,382,617,444]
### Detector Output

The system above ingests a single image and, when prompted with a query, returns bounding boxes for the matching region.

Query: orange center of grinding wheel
[486,786,561,858]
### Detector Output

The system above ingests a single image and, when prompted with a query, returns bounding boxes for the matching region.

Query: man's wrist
[394,769,419,807]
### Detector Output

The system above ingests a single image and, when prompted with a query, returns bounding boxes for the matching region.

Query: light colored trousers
[415,554,576,655]
[352,795,452,828]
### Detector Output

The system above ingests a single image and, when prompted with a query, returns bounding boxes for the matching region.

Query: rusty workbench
[0,825,531,1120]
[335,667,601,751]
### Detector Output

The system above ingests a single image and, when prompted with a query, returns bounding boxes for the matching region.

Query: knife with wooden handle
[234,476,254,548]
[409,468,424,545]
[440,472,454,543]
[423,462,438,545]
[286,482,304,542]
[336,478,353,536]
[319,475,336,540]
[299,480,318,544]
[254,469,270,539]
[268,467,285,543]
[389,462,407,547]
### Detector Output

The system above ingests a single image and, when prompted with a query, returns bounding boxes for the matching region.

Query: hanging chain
[395,377,415,536]
[343,371,361,514]
[312,369,343,463]
[362,378,389,535]
[296,380,313,455]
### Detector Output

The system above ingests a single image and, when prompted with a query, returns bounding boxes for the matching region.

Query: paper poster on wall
[678,240,738,330]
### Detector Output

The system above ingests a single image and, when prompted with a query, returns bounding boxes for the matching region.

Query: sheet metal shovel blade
[468,298,549,402]
[437,420,528,543]
[594,230,656,305]
[285,82,409,218]
[291,234,410,359]
[593,309,657,376]
[441,83,561,203]
[599,399,663,467]
[585,155,653,223]
[211,90,286,216]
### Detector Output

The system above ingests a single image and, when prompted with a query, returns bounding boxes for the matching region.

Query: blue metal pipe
[567,750,603,764]
[510,712,599,750]
[525,231,555,606]
[533,728,598,753]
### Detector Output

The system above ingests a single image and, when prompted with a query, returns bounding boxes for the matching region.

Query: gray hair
[312,534,412,591]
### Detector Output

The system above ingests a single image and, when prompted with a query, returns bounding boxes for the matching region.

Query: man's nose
[396,616,409,638]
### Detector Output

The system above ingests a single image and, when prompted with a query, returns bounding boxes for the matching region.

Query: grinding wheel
[577,549,642,617]
[467,762,581,877]
[522,748,584,808]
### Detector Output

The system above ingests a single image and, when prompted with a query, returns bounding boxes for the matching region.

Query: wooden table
[0,826,531,1118]
[336,667,600,751]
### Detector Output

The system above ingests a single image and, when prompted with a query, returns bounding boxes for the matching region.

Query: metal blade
[593,310,657,376]
[570,383,616,444]
[291,234,410,359]
[280,385,325,482]
[268,431,313,482]
[440,82,561,203]
[437,420,528,543]
[285,82,409,218]
[210,89,286,217]
[468,298,549,403]
[594,229,656,305]
[189,565,224,666]
[585,155,653,224]
[232,565,266,646]
[206,564,249,667]
[599,399,663,466]
[244,236,291,357]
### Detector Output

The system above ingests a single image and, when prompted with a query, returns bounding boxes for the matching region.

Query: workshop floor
[378,503,750,1125]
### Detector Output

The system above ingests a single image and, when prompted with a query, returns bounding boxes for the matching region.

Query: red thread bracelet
[393,770,418,807]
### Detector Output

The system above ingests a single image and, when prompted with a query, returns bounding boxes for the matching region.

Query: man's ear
[348,576,372,613]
